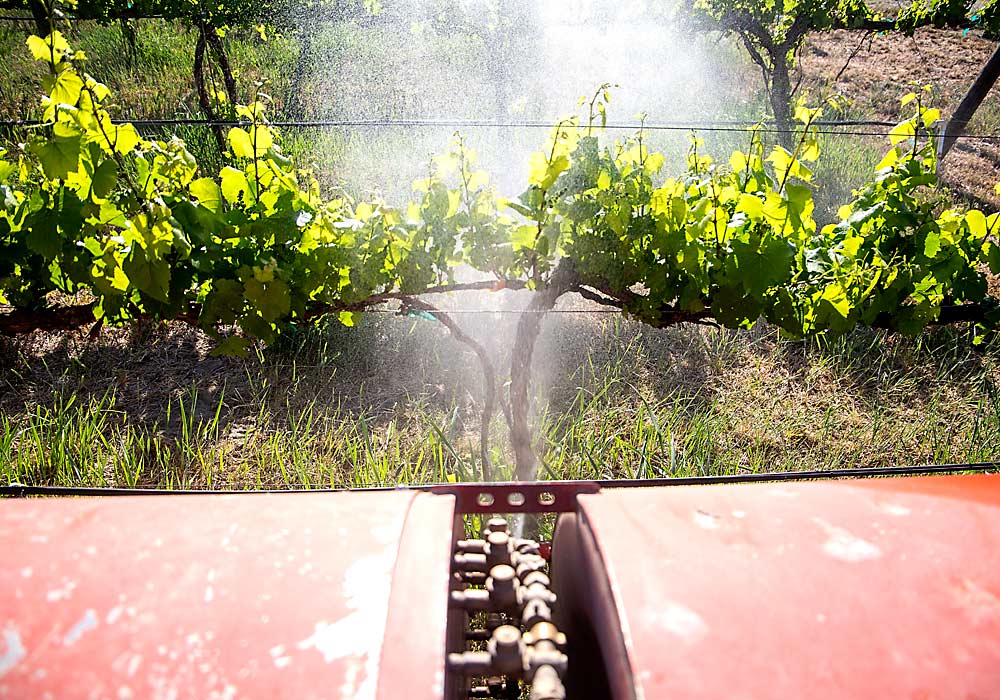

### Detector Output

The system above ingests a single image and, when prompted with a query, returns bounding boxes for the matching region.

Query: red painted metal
[565,474,1000,699]
[0,491,459,700]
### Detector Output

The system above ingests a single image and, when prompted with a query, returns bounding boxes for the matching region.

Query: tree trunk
[119,18,138,68]
[287,25,315,119]
[770,59,794,150]
[28,0,49,36]
[194,27,227,151]
[509,263,577,482]
[206,28,238,105]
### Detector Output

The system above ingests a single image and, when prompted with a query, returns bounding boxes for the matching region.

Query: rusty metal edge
[2,463,999,512]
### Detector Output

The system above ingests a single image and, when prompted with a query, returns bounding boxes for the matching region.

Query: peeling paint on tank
[767,488,799,498]
[951,578,1000,625]
[127,655,142,677]
[0,625,26,676]
[296,548,396,700]
[220,524,240,548]
[269,645,291,669]
[813,518,882,562]
[880,502,911,516]
[46,579,77,602]
[646,602,708,645]
[63,609,99,646]
[692,510,721,530]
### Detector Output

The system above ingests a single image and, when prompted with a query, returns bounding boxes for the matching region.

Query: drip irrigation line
[0,15,169,21]
[1,462,996,498]
[2,116,998,139]
[365,308,623,314]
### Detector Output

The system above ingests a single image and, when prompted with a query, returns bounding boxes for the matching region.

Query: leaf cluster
[3,33,1000,353]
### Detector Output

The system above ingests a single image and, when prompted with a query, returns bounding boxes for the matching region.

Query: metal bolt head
[487,564,519,610]
[524,621,562,647]
[489,564,516,583]
[493,624,521,648]
[485,517,509,534]
[489,625,524,676]
[487,531,513,567]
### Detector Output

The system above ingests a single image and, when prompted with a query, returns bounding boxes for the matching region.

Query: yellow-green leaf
[966,210,988,238]
[889,121,916,146]
[220,167,250,205]
[229,128,255,159]
[191,178,223,212]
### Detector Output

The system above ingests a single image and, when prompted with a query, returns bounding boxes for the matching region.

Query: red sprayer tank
[2,469,1000,698]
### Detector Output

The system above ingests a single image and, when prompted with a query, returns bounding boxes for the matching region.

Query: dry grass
[803,27,1000,206]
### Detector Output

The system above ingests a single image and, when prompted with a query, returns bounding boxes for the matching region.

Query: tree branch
[304,279,529,320]
[0,279,529,337]
[398,296,500,481]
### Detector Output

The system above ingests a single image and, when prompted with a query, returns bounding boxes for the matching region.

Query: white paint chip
[63,609,99,646]
[647,602,708,644]
[952,577,1000,625]
[813,518,882,562]
[0,625,27,676]
[880,503,911,516]
[692,510,720,530]
[296,549,395,700]
[46,580,77,602]
[106,606,124,625]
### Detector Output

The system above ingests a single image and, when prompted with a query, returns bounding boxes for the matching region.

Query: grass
[3,312,999,490]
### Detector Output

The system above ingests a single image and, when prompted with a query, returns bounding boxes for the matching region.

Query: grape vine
[2,32,1000,482]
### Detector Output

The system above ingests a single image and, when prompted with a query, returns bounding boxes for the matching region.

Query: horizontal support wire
[1,117,995,139]
[2,462,997,500]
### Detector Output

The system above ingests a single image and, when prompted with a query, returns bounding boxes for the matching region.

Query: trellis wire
[2,116,997,139]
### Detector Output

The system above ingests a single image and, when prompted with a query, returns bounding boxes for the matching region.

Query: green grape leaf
[109,123,142,155]
[31,131,81,180]
[244,277,291,322]
[220,167,250,205]
[44,69,85,106]
[924,229,941,258]
[123,248,171,303]
[26,32,70,63]
[966,210,988,238]
[91,159,118,200]
[191,177,224,213]
[228,128,255,159]
[210,335,251,358]
[889,121,916,146]
[25,209,62,259]
[202,279,245,325]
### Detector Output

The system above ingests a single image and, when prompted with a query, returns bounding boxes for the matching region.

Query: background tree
[678,0,1000,145]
